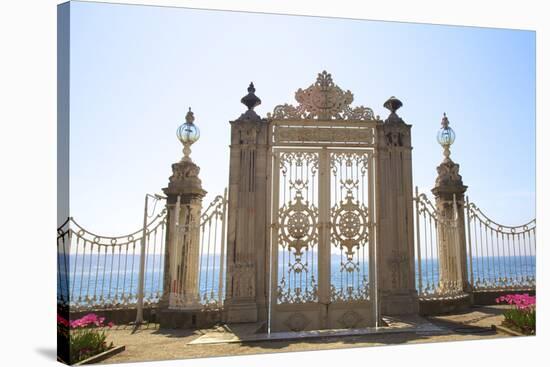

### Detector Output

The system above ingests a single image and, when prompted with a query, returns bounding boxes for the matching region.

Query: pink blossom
[495,293,536,309]
[57,314,69,327]
[69,313,111,329]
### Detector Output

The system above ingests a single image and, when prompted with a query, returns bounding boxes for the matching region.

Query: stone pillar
[376,97,419,315]
[224,83,270,323]
[159,110,207,310]
[432,114,469,293]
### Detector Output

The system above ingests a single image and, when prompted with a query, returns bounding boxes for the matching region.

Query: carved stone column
[224,83,270,323]
[432,113,469,293]
[376,97,419,315]
[159,110,206,310]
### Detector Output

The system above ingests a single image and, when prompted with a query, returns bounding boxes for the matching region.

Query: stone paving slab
[188,315,448,345]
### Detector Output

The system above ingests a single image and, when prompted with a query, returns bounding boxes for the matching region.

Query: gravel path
[100,306,515,364]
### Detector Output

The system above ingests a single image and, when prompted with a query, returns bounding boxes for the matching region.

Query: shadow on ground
[35,347,57,361]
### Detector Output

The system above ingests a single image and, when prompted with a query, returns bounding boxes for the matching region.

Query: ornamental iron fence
[57,191,228,312]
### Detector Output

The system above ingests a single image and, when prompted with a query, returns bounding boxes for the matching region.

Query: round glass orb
[177,121,200,145]
[437,126,455,147]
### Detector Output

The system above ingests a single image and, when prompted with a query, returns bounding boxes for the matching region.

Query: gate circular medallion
[288,212,309,239]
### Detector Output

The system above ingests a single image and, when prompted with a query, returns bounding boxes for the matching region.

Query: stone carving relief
[338,310,364,329]
[165,160,205,196]
[435,160,463,187]
[230,263,255,299]
[383,125,411,147]
[273,126,375,145]
[170,161,200,182]
[235,121,261,144]
[388,248,408,289]
[284,312,310,331]
[268,71,377,121]
[385,131,403,147]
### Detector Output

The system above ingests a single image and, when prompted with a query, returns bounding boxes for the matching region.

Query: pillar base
[419,292,472,316]
[379,290,419,315]
[224,300,258,323]
[167,293,201,310]
[157,308,221,329]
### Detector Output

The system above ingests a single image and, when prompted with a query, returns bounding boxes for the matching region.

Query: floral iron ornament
[269,71,377,121]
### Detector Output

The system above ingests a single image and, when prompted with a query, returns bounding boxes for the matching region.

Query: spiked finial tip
[185,107,195,123]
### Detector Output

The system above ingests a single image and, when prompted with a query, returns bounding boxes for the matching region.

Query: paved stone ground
[100,305,515,364]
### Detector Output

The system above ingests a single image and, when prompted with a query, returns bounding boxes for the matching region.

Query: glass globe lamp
[177,108,200,162]
[436,113,455,147]
[436,113,455,160]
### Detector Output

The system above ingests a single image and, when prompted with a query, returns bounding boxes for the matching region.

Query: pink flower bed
[496,293,536,334]
[57,313,115,364]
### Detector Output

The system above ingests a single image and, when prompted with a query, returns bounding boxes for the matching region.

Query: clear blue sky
[67,1,535,235]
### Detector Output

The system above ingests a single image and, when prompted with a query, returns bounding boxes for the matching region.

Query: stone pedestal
[159,159,206,310]
[432,156,469,293]
[376,97,419,315]
[224,84,270,324]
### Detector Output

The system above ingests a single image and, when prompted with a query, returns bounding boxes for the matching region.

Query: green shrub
[58,313,115,364]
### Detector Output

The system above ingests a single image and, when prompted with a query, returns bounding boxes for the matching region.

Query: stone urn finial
[383,96,405,124]
[240,82,262,111]
[383,96,403,114]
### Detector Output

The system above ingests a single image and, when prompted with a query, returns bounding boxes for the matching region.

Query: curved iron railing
[413,187,536,299]
[57,210,167,311]
[466,197,536,290]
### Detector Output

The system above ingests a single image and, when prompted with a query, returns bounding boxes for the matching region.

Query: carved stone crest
[269,71,377,121]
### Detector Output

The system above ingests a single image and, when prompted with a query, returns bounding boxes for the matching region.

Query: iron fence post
[135,194,149,324]
[465,196,474,291]
[415,186,423,296]
[217,188,228,306]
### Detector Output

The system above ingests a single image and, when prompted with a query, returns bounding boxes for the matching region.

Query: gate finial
[241,82,262,110]
[383,96,403,114]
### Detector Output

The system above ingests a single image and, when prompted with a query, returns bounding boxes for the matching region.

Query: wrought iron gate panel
[274,150,320,304]
[329,151,373,302]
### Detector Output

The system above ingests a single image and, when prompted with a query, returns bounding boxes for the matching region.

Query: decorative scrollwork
[330,280,370,302]
[277,278,318,304]
[331,192,369,271]
[269,71,377,121]
[278,192,318,273]
[280,151,319,175]
[331,152,369,176]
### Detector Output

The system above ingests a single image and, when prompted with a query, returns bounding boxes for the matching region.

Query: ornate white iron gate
[268,72,380,331]
[270,148,376,331]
